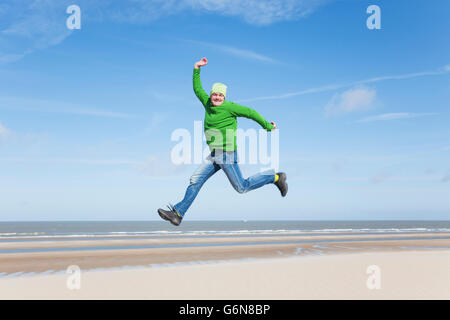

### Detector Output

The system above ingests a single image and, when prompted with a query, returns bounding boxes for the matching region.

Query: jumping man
[157,57,288,226]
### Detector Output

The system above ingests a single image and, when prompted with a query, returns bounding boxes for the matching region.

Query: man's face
[211,92,225,106]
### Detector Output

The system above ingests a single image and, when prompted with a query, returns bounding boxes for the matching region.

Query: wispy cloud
[0,156,140,166]
[0,95,136,119]
[0,51,30,64]
[182,39,279,63]
[188,0,326,25]
[0,0,74,64]
[146,112,168,132]
[369,171,391,184]
[0,153,186,176]
[148,90,189,103]
[442,167,450,183]
[108,0,327,26]
[325,86,376,116]
[0,122,10,139]
[0,0,327,64]
[239,64,450,103]
[133,155,187,176]
[355,112,438,123]
[356,69,450,84]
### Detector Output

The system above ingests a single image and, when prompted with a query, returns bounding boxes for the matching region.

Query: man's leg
[173,160,221,217]
[217,151,276,194]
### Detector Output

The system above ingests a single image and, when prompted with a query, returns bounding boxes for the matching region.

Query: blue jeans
[173,150,276,216]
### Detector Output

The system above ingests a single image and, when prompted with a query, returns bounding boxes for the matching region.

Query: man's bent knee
[233,184,248,194]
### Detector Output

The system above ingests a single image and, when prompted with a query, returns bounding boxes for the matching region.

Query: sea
[1,220,450,239]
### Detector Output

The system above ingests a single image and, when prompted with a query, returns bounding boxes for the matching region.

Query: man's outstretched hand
[194,57,208,69]
[271,121,277,130]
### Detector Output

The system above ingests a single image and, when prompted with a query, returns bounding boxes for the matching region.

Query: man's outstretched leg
[216,151,288,196]
[157,160,221,226]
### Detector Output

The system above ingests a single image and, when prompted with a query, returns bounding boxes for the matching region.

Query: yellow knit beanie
[210,83,227,98]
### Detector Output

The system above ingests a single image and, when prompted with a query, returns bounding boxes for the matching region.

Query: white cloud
[325,87,376,116]
[355,112,438,123]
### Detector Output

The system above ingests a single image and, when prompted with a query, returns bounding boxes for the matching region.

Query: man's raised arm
[193,57,209,107]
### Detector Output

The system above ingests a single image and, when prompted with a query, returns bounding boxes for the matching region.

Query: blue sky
[0,0,449,221]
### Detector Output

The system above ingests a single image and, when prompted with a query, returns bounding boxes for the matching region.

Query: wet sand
[1,232,449,299]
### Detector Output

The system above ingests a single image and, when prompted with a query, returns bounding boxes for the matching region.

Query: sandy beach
[1,232,449,299]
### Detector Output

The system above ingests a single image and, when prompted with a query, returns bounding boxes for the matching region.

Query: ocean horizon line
[1,219,450,223]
